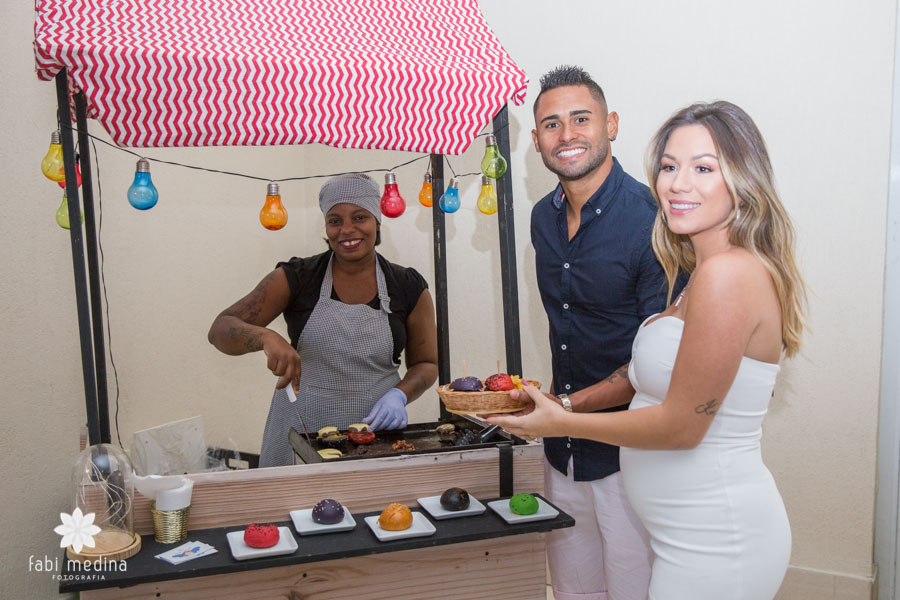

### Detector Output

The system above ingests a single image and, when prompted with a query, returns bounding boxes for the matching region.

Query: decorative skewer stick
[497,360,500,375]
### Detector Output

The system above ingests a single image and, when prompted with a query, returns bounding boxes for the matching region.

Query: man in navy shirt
[530,66,673,600]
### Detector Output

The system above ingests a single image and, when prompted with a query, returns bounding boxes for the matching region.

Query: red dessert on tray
[243,523,280,548]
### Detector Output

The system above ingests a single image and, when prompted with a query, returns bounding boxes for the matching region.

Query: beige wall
[2,1,894,598]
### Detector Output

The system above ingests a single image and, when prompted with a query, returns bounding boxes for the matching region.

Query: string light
[41,130,66,182]
[127,159,159,210]
[438,177,460,213]
[418,172,433,207]
[380,172,406,218]
[476,175,498,215]
[480,133,508,179]
[259,182,288,230]
[44,123,513,223]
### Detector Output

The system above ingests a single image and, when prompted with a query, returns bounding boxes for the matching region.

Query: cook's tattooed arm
[227,327,264,352]
[694,399,719,416]
[209,269,290,356]
[229,271,275,323]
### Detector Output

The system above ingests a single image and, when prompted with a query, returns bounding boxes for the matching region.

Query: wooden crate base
[81,534,548,600]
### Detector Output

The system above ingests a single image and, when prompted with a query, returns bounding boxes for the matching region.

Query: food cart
[36,1,571,597]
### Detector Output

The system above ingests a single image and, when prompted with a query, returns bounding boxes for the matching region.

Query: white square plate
[226,526,298,561]
[417,493,486,520]
[290,507,357,535]
[364,511,436,542]
[487,496,559,524]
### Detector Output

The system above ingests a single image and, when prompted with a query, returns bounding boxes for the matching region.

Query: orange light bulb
[418,172,433,207]
[260,182,287,230]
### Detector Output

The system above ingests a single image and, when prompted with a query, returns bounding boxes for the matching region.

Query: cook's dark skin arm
[395,289,439,403]
[207,268,301,390]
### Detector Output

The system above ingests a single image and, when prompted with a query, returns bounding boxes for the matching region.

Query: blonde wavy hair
[646,101,808,357]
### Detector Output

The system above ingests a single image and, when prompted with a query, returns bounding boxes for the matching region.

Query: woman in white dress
[488,101,807,599]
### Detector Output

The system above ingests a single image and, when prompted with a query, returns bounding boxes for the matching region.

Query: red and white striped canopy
[34,0,528,154]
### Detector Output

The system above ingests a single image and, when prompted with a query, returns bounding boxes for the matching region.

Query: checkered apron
[258,255,401,467]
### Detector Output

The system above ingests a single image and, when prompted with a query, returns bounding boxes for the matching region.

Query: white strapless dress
[621,316,791,600]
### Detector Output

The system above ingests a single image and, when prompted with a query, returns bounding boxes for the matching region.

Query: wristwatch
[558,394,573,412]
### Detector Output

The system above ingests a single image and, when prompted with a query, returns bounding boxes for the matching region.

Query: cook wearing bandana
[208,174,439,467]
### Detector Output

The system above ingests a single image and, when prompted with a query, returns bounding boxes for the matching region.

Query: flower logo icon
[54,508,101,553]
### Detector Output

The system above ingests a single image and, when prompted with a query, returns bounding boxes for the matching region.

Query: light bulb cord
[57,120,509,185]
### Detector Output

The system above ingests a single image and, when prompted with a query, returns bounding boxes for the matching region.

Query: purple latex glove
[362,388,408,431]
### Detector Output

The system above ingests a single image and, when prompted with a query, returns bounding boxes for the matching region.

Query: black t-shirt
[276,251,429,365]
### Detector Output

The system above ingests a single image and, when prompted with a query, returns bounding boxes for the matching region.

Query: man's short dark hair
[533,65,607,114]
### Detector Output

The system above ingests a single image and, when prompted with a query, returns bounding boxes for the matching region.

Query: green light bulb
[55,192,83,230]
[480,134,508,179]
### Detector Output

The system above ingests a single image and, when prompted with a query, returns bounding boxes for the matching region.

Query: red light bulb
[380,172,406,218]
[58,161,82,189]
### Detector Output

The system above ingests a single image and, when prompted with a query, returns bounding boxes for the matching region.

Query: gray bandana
[319,173,382,223]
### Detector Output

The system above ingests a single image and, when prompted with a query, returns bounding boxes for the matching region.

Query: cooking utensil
[285,381,314,444]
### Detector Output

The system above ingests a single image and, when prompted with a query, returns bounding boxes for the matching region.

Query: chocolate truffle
[439,487,470,511]
[449,376,483,391]
[509,493,539,515]
[311,499,345,525]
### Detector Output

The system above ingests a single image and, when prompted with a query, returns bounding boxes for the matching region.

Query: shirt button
[561,344,567,350]
[566,443,571,449]
[595,209,601,214]
[565,384,571,390]
[563,263,570,269]
[563,303,569,310]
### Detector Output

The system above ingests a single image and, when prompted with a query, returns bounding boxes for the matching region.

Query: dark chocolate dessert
[439,487,471,511]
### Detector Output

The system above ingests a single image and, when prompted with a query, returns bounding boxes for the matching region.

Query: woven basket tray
[437,380,541,415]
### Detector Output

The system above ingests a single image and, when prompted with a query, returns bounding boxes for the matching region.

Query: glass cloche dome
[68,443,141,560]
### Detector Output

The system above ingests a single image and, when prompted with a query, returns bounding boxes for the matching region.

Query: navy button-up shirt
[531,158,672,481]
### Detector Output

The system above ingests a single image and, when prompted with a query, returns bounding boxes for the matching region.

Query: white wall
[1,1,894,598]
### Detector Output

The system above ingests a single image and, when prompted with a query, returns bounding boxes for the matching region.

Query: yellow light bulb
[476,175,498,215]
[260,182,288,230]
[418,173,433,207]
[41,130,66,182]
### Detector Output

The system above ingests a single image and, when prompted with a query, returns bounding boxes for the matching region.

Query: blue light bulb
[438,177,460,213]
[127,158,158,210]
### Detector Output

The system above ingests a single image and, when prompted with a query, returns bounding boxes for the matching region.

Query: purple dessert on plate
[312,499,345,525]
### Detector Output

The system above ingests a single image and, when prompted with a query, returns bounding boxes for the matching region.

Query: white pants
[545,458,652,600]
